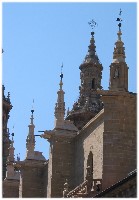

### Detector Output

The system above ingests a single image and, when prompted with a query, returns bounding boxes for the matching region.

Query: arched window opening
[87,151,93,177]
[92,79,95,89]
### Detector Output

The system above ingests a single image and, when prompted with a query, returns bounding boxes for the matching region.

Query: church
[2,11,136,198]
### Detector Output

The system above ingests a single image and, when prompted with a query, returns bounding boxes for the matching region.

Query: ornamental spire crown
[113,9,126,63]
[84,20,100,64]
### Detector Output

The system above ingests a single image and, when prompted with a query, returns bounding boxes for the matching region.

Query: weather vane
[88,19,98,30]
[116,9,123,31]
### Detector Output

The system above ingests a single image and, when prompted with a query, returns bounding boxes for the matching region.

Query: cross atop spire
[30,100,35,125]
[31,99,34,111]
[59,63,64,90]
[60,63,63,80]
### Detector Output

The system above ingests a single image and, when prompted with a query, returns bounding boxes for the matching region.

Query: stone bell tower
[98,10,136,190]
[109,11,128,91]
[67,25,103,129]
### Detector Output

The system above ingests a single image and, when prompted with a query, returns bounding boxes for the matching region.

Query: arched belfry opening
[92,79,95,89]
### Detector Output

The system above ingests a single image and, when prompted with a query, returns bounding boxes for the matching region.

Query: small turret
[26,109,35,159]
[109,9,128,91]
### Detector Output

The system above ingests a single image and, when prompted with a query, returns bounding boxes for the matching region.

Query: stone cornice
[3,179,19,186]
[97,90,136,97]
[14,159,48,169]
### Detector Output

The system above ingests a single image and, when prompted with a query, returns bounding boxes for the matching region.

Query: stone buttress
[41,71,78,197]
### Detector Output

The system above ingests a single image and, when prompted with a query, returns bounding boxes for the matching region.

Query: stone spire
[54,65,65,128]
[109,9,128,91]
[26,109,35,159]
[66,25,103,130]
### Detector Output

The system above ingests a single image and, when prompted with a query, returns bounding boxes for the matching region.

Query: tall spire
[113,9,126,63]
[54,64,65,128]
[26,107,35,159]
[109,9,128,91]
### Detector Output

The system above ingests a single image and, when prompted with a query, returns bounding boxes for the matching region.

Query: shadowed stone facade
[2,12,136,198]
[18,160,48,197]
[2,85,12,180]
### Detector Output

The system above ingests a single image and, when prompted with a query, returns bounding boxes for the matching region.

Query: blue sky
[2,2,137,160]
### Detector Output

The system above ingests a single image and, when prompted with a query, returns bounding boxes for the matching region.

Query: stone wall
[102,91,136,190]
[74,109,104,187]
[42,162,48,197]
[47,144,52,197]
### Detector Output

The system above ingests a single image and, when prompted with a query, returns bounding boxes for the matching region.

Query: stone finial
[63,179,69,198]
[7,92,10,99]
[7,139,15,162]
[2,85,5,98]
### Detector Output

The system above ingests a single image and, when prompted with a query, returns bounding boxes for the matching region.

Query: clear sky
[2,2,137,161]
